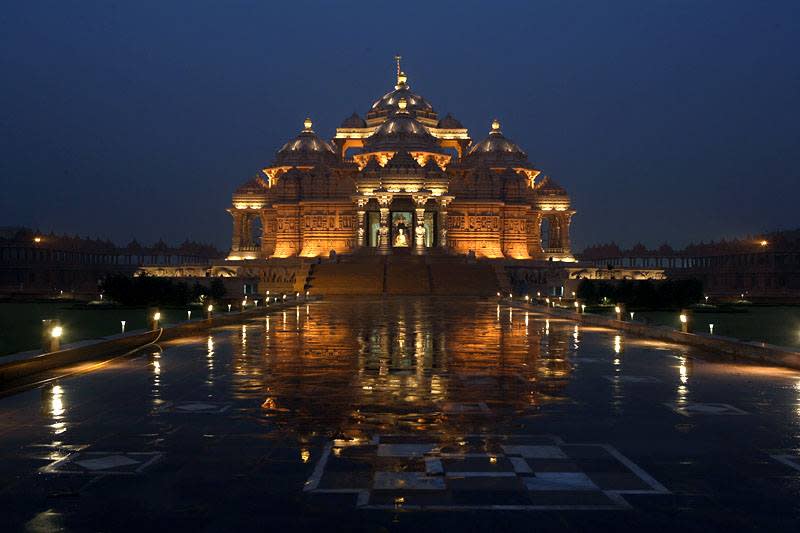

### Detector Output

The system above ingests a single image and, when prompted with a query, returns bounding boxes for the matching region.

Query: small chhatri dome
[274,117,337,166]
[340,112,366,129]
[465,119,528,165]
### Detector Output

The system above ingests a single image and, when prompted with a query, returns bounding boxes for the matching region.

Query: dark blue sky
[2,1,798,251]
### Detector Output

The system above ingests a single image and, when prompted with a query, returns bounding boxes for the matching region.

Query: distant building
[0,227,222,297]
[579,230,800,302]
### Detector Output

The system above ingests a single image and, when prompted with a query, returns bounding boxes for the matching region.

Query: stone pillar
[357,210,366,248]
[376,193,392,255]
[353,196,368,249]
[229,209,243,252]
[559,212,574,254]
[412,193,429,255]
[437,196,452,249]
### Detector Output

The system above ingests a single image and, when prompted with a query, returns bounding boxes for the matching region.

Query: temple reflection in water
[225,298,574,439]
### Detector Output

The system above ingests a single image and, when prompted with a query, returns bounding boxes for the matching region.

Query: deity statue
[394,227,408,247]
[415,224,426,246]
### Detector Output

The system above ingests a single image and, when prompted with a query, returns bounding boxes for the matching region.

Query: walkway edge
[509,300,800,370]
[0,298,318,385]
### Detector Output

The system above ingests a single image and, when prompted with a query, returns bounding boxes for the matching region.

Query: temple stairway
[385,255,430,295]
[305,254,501,296]
[306,256,384,295]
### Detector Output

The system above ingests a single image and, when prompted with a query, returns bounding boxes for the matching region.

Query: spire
[394,54,407,88]
[303,117,313,132]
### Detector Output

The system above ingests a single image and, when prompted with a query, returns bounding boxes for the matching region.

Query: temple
[227,60,575,262]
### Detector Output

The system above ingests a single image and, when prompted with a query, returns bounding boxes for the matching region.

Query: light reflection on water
[226,299,575,436]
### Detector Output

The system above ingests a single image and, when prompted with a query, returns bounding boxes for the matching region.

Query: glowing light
[489,456,497,464]
[679,314,688,324]
[574,301,579,308]
[207,304,213,312]
[614,306,621,314]
[51,326,63,338]
[614,335,622,354]
[153,312,161,321]
[121,320,126,333]
[33,237,42,243]
[508,293,513,299]
[630,312,635,320]
[581,304,586,312]
[300,449,311,463]
[187,310,192,320]
[227,304,232,312]
[760,240,768,247]
[525,295,529,301]
[709,323,714,335]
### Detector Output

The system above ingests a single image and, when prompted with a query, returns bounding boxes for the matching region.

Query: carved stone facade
[227,64,576,261]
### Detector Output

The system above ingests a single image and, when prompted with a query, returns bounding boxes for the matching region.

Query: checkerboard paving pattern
[304,435,669,510]
[41,452,163,475]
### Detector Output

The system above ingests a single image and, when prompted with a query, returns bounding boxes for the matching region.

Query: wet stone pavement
[1,297,799,531]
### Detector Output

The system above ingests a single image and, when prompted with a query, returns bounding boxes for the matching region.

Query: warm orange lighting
[679,314,688,324]
[759,240,768,247]
[33,237,42,243]
[51,326,63,338]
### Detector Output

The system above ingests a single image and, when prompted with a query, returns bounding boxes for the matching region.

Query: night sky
[2,1,798,251]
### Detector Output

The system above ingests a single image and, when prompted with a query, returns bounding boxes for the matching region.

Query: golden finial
[491,118,501,132]
[395,54,402,77]
[397,98,408,111]
[303,117,313,131]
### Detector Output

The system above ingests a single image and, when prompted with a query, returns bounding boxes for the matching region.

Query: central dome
[366,71,438,125]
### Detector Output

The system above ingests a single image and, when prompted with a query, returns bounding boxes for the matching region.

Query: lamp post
[120,320,126,334]
[679,310,690,333]
[187,310,192,321]
[42,319,62,352]
[614,304,624,321]
[149,310,161,331]
[709,323,714,335]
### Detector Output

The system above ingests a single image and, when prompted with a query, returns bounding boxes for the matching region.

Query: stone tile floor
[0,297,799,531]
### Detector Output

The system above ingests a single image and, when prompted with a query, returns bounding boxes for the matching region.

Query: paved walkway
[1,297,799,531]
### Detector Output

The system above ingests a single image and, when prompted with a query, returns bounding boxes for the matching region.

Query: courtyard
[1,297,799,531]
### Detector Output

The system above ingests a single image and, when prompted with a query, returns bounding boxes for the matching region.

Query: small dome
[274,118,338,166]
[466,119,529,166]
[364,101,442,153]
[437,113,463,129]
[340,112,366,129]
[535,175,568,196]
[234,176,267,194]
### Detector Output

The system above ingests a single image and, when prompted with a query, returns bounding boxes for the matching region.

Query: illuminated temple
[227,61,575,262]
